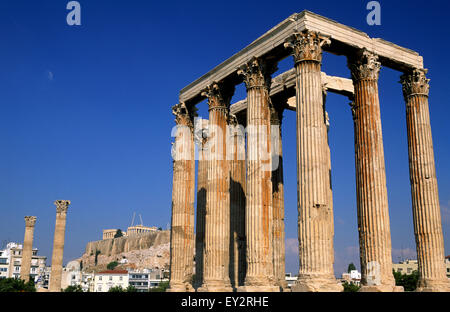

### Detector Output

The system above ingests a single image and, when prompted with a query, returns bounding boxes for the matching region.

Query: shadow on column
[194,187,206,289]
[229,177,246,291]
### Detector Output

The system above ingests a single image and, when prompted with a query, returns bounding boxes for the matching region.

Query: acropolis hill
[78,230,170,273]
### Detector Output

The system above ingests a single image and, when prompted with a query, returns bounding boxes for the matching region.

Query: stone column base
[237,285,281,292]
[359,285,404,292]
[167,283,195,292]
[198,282,233,292]
[416,280,450,292]
[291,278,343,292]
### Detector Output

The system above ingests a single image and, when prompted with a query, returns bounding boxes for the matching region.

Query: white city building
[94,270,129,292]
[0,242,47,285]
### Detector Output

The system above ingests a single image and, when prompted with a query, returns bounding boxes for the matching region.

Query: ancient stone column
[348,49,401,292]
[237,57,279,292]
[49,200,70,292]
[168,103,196,292]
[229,113,246,289]
[198,82,234,292]
[270,103,287,290]
[400,69,450,292]
[194,119,208,289]
[21,216,37,283]
[285,30,342,292]
[323,92,336,276]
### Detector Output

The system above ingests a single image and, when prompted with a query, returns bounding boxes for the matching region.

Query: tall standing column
[237,57,279,292]
[348,49,401,292]
[324,92,336,276]
[400,69,450,292]
[229,113,246,289]
[21,216,37,283]
[285,30,342,292]
[270,103,287,290]
[168,103,196,292]
[194,119,208,289]
[49,200,70,292]
[198,82,234,292]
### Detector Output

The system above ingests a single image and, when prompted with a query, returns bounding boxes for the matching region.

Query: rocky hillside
[78,230,170,273]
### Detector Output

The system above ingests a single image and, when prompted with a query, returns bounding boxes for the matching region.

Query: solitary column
[270,103,287,290]
[198,82,234,292]
[168,103,196,292]
[285,30,342,292]
[229,113,246,289]
[21,216,37,283]
[348,49,400,292]
[194,119,208,289]
[237,57,279,292]
[400,69,450,292]
[49,200,70,292]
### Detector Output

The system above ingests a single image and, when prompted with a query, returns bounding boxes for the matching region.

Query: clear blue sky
[0,0,449,276]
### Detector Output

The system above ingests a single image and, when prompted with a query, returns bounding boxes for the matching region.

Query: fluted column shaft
[348,49,398,291]
[270,104,287,289]
[168,103,196,292]
[285,31,341,292]
[21,216,37,283]
[401,69,450,292]
[229,113,247,289]
[199,82,234,292]
[194,121,208,289]
[237,57,279,292]
[50,200,70,292]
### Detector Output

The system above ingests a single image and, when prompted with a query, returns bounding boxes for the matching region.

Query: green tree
[0,278,36,292]
[149,281,169,292]
[393,270,419,291]
[342,281,360,292]
[108,286,125,292]
[114,229,123,238]
[64,285,84,292]
[126,285,138,292]
[107,261,119,270]
[347,263,356,273]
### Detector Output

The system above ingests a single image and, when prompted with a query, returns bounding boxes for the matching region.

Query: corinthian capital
[348,49,381,81]
[54,200,70,215]
[284,30,330,63]
[237,57,277,91]
[172,102,197,129]
[24,216,37,227]
[201,81,234,111]
[400,69,430,100]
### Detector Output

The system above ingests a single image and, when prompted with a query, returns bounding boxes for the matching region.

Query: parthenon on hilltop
[168,10,450,292]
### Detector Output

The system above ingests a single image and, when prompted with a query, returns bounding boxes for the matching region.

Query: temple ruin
[168,10,450,292]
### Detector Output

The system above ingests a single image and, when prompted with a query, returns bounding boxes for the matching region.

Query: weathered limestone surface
[400,69,450,292]
[198,82,234,292]
[270,104,287,290]
[237,57,279,292]
[348,49,401,292]
[168,103,196,292]
[49,200,70,292]
[21,216,37,282]
[286,31,342,292]
[229,113,246,289]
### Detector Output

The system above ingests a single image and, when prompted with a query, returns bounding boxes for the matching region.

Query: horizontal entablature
[180,10,423,106]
